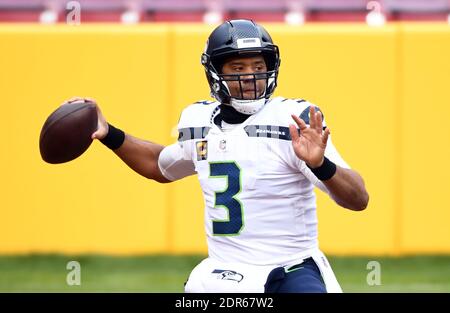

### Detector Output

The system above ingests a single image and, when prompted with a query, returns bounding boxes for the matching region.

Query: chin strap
[230,98,268,115]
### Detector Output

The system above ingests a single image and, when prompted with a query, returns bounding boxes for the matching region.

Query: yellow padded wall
[400,24,450,254]
[0,23,449,255]
[0,25,171,254]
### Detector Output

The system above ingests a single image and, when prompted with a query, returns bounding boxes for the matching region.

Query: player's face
[221,55,268,100]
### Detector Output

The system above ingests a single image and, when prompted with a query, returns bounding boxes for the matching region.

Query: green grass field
[0,254,449,292]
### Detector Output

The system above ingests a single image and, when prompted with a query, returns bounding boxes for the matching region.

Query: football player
[73,19,369,293]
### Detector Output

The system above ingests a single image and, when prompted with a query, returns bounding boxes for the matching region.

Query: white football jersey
[158,96,350,266]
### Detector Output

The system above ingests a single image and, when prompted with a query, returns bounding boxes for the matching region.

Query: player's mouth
[241,90,261,100]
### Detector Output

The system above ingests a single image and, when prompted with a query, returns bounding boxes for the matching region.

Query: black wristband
[307,157,337,181]
[100,123,125,150]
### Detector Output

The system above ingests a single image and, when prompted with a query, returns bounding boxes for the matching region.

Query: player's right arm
[107,132,170,183]
[69,97,195,183]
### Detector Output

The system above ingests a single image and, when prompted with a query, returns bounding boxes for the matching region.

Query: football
[39,100,98,164]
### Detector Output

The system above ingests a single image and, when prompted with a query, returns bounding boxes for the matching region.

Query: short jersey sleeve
[157,108,197,182]
[158,141,196,181]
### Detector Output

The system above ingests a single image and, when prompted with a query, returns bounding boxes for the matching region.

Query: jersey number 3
[209,162,244,236]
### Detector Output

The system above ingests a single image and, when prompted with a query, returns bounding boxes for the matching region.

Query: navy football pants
[264,257,327,293]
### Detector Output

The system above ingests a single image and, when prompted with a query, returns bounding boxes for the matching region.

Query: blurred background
[0,0,449,292]
[0,0,449,24]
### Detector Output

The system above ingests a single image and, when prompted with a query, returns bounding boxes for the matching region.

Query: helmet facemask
[203,49,280,115]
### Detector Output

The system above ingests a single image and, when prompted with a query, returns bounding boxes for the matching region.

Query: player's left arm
[289,106,369,211]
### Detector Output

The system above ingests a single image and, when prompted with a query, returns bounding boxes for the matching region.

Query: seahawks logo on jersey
[211,269,244,282]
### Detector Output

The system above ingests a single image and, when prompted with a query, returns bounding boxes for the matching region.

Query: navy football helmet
[201,19,281,114]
